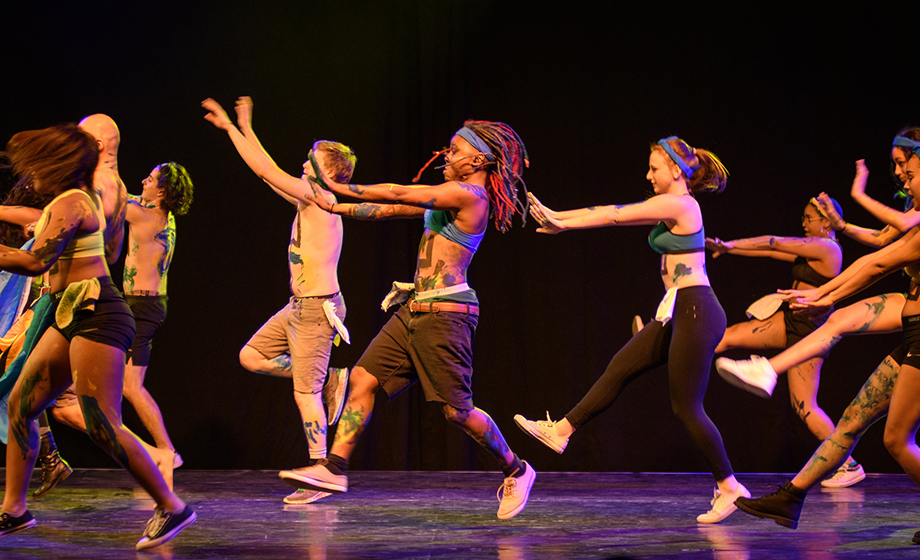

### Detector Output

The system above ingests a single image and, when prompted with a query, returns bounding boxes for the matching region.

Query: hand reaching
[201,98,233,131]
[527,193,564,234]
[851,159,869,200]
[234,96,254,131]
[705,237,732,258]
[814,192,845,230]
[305,176,335,212]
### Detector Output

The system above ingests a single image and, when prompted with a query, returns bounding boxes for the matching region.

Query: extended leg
[883,363,920,487]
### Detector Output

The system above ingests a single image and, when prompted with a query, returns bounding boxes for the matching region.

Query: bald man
[32,114,131,497]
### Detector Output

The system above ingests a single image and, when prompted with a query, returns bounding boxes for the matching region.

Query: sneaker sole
[715,359,774,398]
[135,511,197,551]
[820,471,867,488]
[278,471,347,493]
[735,500,797,529]
[513,415,565,454]
[0,518,36,537]
[284,491,333,504]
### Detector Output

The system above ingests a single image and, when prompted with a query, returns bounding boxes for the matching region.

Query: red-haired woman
[0,124,194,551]
[516,136,748,523]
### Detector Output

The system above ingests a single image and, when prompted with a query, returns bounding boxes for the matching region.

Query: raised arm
[202,98,315,204]
[233,96,300,206]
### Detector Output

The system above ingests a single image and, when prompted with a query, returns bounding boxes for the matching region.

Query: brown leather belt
[408,300,479,316]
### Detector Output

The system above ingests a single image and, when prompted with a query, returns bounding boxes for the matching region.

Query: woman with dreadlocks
[260,120,537,520]
[516,136,749,523]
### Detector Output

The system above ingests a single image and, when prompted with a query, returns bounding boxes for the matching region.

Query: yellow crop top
[35,189,106,260]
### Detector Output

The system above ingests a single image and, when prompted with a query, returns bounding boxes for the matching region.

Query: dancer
[516,136,747,523]
[705,197,863,486]
[716,130,920,485]
[0,124,195,550]
[275,118,536,520]
[734,135,920,544]
[202,96,352,505]
[49,162,194,489]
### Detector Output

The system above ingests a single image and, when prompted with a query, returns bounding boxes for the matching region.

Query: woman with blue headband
[732,134,920,543]
[717,127,920,487]
[202,106,538,519]
[703,196,855,482]
[516,136,749,523]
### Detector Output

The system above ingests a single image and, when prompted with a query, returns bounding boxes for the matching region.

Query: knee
[440,404,471,427]
[670,399,703,427]
[349,367,379,398]
[883,426,909,459]
[238,346,261,372]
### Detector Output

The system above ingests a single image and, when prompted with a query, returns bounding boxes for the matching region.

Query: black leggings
[565,285,734,481]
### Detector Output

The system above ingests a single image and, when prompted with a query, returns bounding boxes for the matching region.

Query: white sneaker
[820,462,866,488]
[696,484,750,523]
[283,489,333,504]
[715,356,777,398]
[496,462,536,520]
[514,413,569,454]
[279,462,348,493]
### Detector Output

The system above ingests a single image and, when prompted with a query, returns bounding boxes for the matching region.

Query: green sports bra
[648,221,705,255]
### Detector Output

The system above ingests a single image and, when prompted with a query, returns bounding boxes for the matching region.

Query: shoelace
[537,412,556,430]
[497,477,518,501]
[143,509,167,537]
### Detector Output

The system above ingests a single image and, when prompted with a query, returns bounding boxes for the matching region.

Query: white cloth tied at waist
[56,278,101,329]
[745,293,785,321]
[322,300,350,346]
[655,286,679,325]
[380,281,471,311]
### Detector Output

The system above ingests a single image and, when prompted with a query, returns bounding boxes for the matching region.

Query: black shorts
[51,277,135,353]
[355,304,478,411]
[783,302,831,349]
[888,314,920,370]
[124,294,167,367]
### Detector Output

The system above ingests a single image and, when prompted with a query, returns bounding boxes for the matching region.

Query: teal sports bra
[423,209,484,252]
[648,222,705,255]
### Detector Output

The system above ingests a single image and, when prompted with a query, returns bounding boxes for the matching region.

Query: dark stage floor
[0,469,917,559]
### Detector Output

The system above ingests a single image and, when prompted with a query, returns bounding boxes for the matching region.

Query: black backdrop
[1,2,918,475]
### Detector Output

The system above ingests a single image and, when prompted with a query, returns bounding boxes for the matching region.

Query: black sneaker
[33,450,73,499]
[913,529,920,544]
[735,481,806,529]
[0,511,36,538]
[135,505,197,551]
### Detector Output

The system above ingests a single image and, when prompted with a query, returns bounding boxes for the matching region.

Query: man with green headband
[203,96,355,505]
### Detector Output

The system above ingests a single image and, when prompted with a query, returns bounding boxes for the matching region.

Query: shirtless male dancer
[31,114,128,497]
[50,162,193,489]
[203,96,354,505]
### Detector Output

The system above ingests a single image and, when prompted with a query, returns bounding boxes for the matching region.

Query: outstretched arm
[704,237,796,261]
[0,206,41,227]
[528,192,694,234]
[0,192,89,276]
[303,180,424,220]
[202,97,315,204]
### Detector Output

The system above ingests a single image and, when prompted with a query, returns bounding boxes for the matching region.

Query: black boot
[912,529,919,544]
[33,450,73,499]
[735,481,806,529]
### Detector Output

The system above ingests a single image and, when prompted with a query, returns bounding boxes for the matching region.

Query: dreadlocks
[462,120,530,233]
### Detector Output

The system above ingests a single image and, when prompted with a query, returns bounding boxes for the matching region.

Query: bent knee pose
[735,136,920,543]
[204,96,353,506]
[707,197,843,438]
[0,124,194,551]
[219,112,537,519]
[516,136,746,524]
[717,129,920,485]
